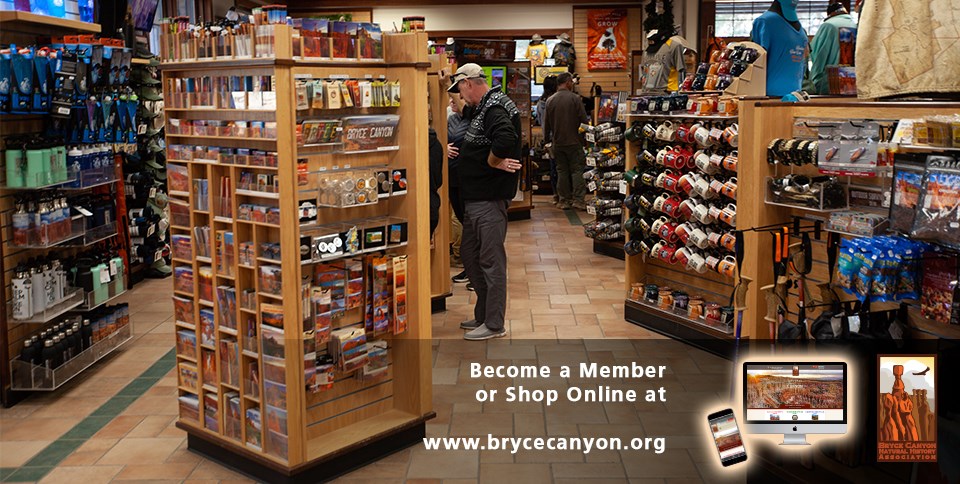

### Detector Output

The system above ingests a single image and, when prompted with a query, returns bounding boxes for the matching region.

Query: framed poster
[534,65,569,84]
[587,9,628,71]
[483,66,507,92]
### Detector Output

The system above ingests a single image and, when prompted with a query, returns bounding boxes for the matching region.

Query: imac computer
[743,362,847,445]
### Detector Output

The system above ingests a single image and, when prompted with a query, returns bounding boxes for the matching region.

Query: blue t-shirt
[751,11,808,97]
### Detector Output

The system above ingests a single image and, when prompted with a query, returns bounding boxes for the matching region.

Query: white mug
[656,146,674,165]
[688,226,710,249]
[656,121,676,142]
[693,202,714,224]
[694,177,716,199]
[695,151,717,174]
[687,250,708,273]
[651,216,669,235]
[694,125,714,147]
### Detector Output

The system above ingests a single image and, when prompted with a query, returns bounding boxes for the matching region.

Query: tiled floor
[0,198,734,483]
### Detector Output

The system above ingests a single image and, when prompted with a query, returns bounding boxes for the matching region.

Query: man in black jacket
[447,63,522,340]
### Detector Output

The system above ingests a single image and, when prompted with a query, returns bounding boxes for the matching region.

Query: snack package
[889,156,925,233]
[920,253,957,324]
[836,241,861,297]
[911,156,960,247]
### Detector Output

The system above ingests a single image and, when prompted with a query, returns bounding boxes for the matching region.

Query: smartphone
[707,408,747,466]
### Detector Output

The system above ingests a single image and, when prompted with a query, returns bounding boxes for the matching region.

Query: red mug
[663,151,685,170]
[678,172,698,195]
[657,244,678,264]
[674,246,693,266]
[675,124,697,144]
[675,222,695,245]
[678,197,698,219]
[658,221,680,243]
[661,172,683,193]
[661,195,684,218]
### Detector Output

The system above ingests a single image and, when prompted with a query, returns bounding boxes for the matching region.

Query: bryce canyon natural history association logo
[877,355,937,462]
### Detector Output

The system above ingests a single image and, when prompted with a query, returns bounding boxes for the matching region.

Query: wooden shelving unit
[163,29,433,481]
[0,11,101,34]
[427,54,452,312]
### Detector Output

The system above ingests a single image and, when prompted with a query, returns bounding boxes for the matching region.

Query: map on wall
[856,0,960,97]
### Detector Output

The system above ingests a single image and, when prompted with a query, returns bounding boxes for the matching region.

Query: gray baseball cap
[447,63,485,93]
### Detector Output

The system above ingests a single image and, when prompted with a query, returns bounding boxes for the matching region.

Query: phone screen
[709,410,747,466]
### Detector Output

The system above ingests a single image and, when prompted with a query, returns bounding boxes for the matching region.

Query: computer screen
[744,363,846,423]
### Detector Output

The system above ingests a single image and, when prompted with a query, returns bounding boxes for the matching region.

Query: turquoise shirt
[808,14,858,94]
[751,11,808,97]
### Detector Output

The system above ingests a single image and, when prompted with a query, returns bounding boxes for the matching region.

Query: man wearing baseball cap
[807,2,857,94]
[447,63,522,340]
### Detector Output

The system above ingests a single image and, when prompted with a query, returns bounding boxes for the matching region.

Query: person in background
[536,75,560,206]
[428,115,443,237]
[447,63,522,341]
[544,72,589,211]
[447,91,472,284]
[806,2,858,95]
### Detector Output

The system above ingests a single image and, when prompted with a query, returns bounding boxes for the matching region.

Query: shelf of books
[163,21,433,481]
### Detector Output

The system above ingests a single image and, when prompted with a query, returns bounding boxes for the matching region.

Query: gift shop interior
[0,0,958,483]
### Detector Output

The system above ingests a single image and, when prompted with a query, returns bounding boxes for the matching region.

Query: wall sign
[587,8,628,71]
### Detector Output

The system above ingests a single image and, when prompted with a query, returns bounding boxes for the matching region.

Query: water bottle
[11,265,33,320]
[30,262,45,314]
[42,260,56,308]
[41,339,56,369]
[54,333,67,365]
[24,139,45,188]
[5,139,26,188]
[80,319,92,349]
[66,146,81,188]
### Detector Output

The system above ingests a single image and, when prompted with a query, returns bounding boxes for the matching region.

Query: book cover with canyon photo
[877,355,937,462]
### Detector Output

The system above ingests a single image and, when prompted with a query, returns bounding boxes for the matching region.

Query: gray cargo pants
[460,199,510,331]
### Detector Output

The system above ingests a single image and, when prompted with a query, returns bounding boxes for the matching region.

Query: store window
[714,0,832,37]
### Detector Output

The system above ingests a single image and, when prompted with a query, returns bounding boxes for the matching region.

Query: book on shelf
[245,408,262,450]
[260,303,284,330]
[243,314,259,353]
[173,296,195,326]
[193,179,209,211]
[219,337,240,387]
[178,362,199,392]
[179,394,200,422]
[224,392,242,440]
[216,231,235,275]
[263,379,286,410]
[393,255,408,335]
[200,308,215,346]
[265,406,289,459]
[361,340,389,382]
[174,267,194,294]
[329,326,367,374]
[176,329,197,358]
[171,234,192,260]
[198,266,214,301]
[194,226,211,258]
[216,286,237,330]
[357,22,383,60]
[168,164,189,192]
[203,390,219,432]
[218,177,232,218]
[261,324,285,364]
[201,348,217,385]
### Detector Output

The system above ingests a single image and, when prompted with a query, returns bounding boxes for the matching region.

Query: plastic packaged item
[910,156,960,248]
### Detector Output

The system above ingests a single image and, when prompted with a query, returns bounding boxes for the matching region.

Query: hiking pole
[731,276,752,399]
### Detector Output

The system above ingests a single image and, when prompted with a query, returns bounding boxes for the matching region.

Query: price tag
[619,180,628,195]
[137,124,147,135]
[585,133,595,143]
[154,250,163,262]
[610,207,622,216]
[109,260,118,276]
[709,128,723,139]
[586,157,596,167]
[587,181,597,192]
[149,187,157,199]
[99,268,111,284]
[147,224,155,237]
[73,205,94,217]
[587,205,596,215]
[57,106,71,116]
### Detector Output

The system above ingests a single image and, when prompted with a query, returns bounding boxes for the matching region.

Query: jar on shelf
[644,284,659,303]
[673,292,689,313]
[630,283,644,302]
[704,303,722,323]
[657,288,674,310]
[687,297,704,319]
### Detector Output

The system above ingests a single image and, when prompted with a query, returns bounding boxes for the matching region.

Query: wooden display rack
[161,30,434,482]
[427,53,452,312]
[0,13,126,407]
[622,111,741,352]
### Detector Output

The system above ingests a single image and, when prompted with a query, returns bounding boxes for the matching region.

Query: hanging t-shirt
[642,38,685,92]
[551,43,576,66]
[751,11,808,97]
[525,43,549,66]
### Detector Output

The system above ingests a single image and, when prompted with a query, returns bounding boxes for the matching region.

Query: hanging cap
[531,33,543,42]
[557,32,571,44]
[826,2,846,14]
[447,63,485,93]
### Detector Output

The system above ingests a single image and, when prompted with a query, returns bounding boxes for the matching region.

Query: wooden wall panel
[572,7,643,95]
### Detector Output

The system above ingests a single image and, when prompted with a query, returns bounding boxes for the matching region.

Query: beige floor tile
[92,415,145,439]
[97,437,183,465]
[188,459,253,480]
[126,415,178,438]
[39,465,123,484]
[113,463,199,480]
[1,417,78,441]
[480,463,552,483]
[0,439,50,466]
[406,449,479,479]
[59,438,119,466]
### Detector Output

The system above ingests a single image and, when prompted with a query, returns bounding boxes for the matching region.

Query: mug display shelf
[9,323,132,391]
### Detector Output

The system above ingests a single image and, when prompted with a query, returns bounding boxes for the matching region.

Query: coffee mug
[688,226,710,249]
[650,216,669,235]
[656,121,677,142]
[709,152,726,169]
[717,255,737,278]
[709,50,722,63]
[655,170,676,190]
[639,238,655,257]
[675,124,693,144]
[693,202,715,224]
[717,97,738,116]
[651,240,666,257]
[708,204,724,222]
[656,146,674,165]
[674,246,693,266]
[640,149,656,164]
[722,123,739,148]
[661,195,683,218]
[720,232,737,252]
[705,253,722,271]
[721,177,738,199]
[704,75,719,91]
[722,151,738,172]
[687,250,708,273]
[696,97,717,115]
[663,151,684,170]
[678,173,698,196]
[694,125,715,147]
[719,204,737,227]
[658,244,678,264]
[624,123,642,142]
[639,192,656,210]
[658,221,680,243]
[675,222,695,244]
[709,177,727,197]
[717,60,732,76]
[695,151,718,174]
[641,123,657,140]
[678,197,698,219]
[707,230,724,248]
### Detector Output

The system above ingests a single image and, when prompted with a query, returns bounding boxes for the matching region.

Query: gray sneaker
[459,319,482,330]
[464,325,507,341]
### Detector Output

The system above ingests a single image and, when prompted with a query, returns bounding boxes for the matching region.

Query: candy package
[911,156,960,247]
[889,155,925,233]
